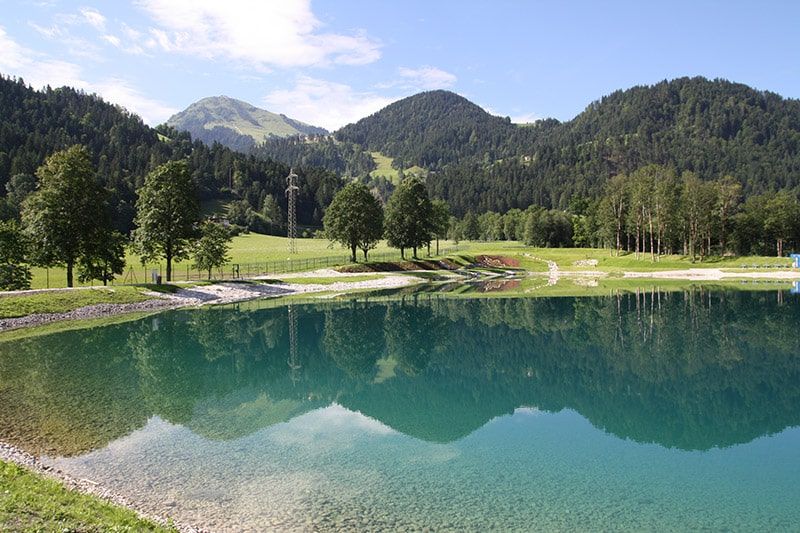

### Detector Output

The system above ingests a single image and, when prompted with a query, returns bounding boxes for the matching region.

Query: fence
[116,245,465,285]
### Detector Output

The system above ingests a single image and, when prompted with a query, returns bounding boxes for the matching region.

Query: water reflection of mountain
[1,289,799,456]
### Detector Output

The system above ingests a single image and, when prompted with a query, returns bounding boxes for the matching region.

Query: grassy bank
[0,286,156,319]
[28,234,425,289]
[0,460,173,532]
[22,233,797,290]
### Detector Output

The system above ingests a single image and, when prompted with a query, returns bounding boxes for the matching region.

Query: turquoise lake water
[1,288,799,531]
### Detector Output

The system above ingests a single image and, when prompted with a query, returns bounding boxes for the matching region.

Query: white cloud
[0,26,176,124]
[376,66,457,92]
[80,7,106,31]
[264,76,394,130]
[511,112,539,124]
[136,0,381,68]
[102,34,121,47]
[92,78,178,124]
[0,27,29,71]
[397,66,457,90]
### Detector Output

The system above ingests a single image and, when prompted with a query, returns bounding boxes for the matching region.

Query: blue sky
[1,0,798,129]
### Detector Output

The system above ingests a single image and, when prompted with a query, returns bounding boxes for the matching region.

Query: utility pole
[286,168,299,254]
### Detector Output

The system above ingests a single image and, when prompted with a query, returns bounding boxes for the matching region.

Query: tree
[193,221,232,279]
[323,181,384,262]
[430,199,450,255]
[384,177,433,259]
[21,145,108,287]
[764,192,800,257]
[133,160,199,281]
[603,174,628,255]
[0,220,31,290]
[5,173,36,212]
[78,230,126,286]
[681,171,716,261]
[715,176,742,254]
[461,212,480,240]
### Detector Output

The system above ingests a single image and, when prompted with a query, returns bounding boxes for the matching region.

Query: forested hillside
[336,90,519,169]
[0,76,341,232]
[251,135,376,177]
[428,78,800,214]
[170,78,800,219]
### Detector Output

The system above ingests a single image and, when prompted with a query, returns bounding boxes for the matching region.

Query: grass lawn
[27,234,460,289]
[448,242,793,272]
[0,286,154,319]
[0,461,173,532]
[23,235,795,290]
[369,152,427,185]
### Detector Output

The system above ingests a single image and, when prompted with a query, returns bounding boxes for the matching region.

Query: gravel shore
[0,441,205,532]
[0,274,421,333]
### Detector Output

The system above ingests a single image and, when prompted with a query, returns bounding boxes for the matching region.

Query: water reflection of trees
[2,289,800,456]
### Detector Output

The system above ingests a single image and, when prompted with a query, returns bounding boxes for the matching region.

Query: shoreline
[0,274,422,333]
[2,266,798,334]
[0,441,204,533]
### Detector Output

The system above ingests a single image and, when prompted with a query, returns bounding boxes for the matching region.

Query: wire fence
[117,245,466,284]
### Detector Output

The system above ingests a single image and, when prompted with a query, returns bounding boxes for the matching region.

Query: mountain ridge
[166,95,328,153]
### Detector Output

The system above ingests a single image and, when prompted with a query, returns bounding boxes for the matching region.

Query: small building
[792,254,800,268]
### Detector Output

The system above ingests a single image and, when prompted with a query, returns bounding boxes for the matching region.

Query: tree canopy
[133,160,200,281]
[323,181,384,261]
[384,177,434,259]
[21,145,116,287]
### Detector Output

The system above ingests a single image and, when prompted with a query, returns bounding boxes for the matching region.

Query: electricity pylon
[286,168,299,254]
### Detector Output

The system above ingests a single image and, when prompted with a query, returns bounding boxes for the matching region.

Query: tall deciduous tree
[764,191,800,257]
[78,230,126,286]
[430,199,451,256]
[21,145,109,287]
[133,160,199,281]
[0,220,31,290]
[193,221,232,279]
[384,177,433,259]
[323,182,384,262]
[602,173,628,255]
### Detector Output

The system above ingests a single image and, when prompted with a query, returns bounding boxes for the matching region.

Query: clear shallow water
[1,289,800,531]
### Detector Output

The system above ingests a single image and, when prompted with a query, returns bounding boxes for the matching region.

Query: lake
[1,287,799,531]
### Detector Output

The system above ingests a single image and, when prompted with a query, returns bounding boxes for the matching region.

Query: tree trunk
[166,251,172,282]
[208,268,212,280]
[412,246,418,259]
[350,243,357,263]
[400,247,405,260]
[66,259,74,288]
[778,238,783,258]
[648,213,655,262]
[436,237,440,256]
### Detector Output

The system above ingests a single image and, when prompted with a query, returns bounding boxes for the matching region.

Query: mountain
[426,77,800,214]
[335,90,518,169]
[0,75,341,231]
[166,96,328,153]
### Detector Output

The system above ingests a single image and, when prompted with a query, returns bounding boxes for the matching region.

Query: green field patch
[369,152,427,185]
[0,287,151,319]
[0,461,172,532]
